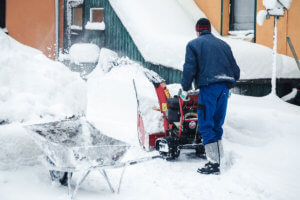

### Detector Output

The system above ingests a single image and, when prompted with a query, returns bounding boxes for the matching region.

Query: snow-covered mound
[109,0,300,79]
[87,49,163,145]
[69,43,100,64]
[0,124,42,169]
[0,30,86,123]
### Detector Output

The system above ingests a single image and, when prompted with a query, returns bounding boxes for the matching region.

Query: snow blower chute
[133,70,205,160]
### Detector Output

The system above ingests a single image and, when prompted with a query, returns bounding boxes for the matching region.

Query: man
[180,18,240,175]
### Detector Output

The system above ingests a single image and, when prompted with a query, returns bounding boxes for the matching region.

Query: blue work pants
[197,83,229,145]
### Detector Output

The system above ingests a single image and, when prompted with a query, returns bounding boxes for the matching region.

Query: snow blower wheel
[155,136,180,160]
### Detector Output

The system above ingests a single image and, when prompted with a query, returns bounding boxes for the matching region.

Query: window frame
[89,8,104,23]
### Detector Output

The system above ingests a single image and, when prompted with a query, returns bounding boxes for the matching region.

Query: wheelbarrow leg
[67,172,72,196]
[71,170,91,200]
[100,169,115,193]
[117,165,128,194]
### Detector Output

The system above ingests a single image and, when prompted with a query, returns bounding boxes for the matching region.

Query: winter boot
[197,141,221,175]
[197,162,220,174]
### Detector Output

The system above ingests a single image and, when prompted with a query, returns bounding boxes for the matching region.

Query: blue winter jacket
[181,30,240,91]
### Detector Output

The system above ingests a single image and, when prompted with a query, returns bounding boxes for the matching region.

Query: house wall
[194,0,299,59]
[83,0,106,47]
[6,0,64,59]
[193,0,229,36]
[256,0,300,58]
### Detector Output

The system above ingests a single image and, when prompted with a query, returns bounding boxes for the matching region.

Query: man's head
[196,18,211,36]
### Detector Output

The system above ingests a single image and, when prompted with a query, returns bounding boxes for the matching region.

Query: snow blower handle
[179,89,190,101]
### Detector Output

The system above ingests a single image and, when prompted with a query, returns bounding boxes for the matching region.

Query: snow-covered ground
[1,42,300,200]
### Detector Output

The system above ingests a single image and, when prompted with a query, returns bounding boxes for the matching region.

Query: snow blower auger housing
[134,71,205,160]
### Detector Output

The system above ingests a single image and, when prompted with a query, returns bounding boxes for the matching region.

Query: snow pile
[95,48,118,73]
[228,30,254,40]
[109,0,299,79]
[263,0,292,10]
[1,27,8,33]
[87,49,163,145]
[0,30,86,123]
[67,0,84,7]
[225,37,300,79]
[85,21,106,30]
[0,124,42,169]
[257,10,268,26]
[69,43,100,64]
[70,25,82,30]
[258,0,293,26]
[223,94,300,200]
[280,0,293,9]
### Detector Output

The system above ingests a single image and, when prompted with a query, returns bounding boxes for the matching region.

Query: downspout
[220,0,223,35]
[55,0,60,60]
[254,0,257,43]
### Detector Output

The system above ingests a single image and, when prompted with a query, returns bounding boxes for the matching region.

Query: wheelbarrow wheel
[49,170,72,186]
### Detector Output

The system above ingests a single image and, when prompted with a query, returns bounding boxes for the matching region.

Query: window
[72,7,83,27]
[90,8,104,23]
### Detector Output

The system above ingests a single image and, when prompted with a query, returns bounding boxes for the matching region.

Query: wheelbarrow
[24,117,161,200]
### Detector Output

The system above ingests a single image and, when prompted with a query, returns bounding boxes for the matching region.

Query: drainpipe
[254,0,257,43]
[221,0,223,35]
[55,0,60,60]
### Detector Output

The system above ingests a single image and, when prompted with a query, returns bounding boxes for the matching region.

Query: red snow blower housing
[133,71,205,160]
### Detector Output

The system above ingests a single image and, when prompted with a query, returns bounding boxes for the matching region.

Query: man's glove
[180,90,189,101]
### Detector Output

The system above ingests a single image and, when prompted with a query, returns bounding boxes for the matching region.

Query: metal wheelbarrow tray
[25,117,160,199]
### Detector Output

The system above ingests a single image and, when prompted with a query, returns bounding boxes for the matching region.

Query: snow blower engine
[134,71,205,160]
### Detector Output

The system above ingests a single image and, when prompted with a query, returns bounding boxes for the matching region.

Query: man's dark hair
[196,18,211,33]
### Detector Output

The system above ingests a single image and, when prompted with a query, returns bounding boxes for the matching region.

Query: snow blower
[133,70,205,160]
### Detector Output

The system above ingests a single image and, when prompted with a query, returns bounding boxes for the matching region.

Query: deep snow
[1,51,300,200]
[0,31,86,124]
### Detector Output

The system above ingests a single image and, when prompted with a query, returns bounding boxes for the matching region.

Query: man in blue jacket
[181,18,240,174]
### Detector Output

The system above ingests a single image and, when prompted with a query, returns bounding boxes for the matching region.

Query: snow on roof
[263,0,293,10]
[67,0,84,7]
[108,0,300,79]
[109,0,198,69]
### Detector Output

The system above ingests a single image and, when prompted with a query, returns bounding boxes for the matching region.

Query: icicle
[271,16,278,95]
